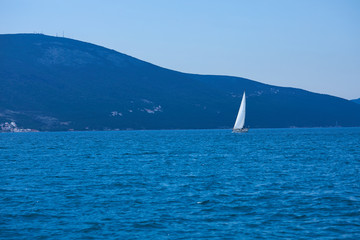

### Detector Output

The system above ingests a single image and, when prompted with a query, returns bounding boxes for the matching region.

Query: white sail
[233,92,246,130]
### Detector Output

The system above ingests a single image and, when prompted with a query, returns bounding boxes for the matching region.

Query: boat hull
[232,128,249,133]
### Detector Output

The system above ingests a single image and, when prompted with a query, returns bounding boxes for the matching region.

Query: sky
[1,0,359,99]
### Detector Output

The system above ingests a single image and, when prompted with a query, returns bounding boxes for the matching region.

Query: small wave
[133,222,164,229]
[79,223,104,233]
[122,151,163,156]
[196,200,210,204]
[21,213,47,219]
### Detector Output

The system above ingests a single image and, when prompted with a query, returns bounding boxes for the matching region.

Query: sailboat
[233,92,248,133]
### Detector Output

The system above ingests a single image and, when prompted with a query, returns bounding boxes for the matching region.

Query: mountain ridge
[352,98,360,104]
[1,33,360,131]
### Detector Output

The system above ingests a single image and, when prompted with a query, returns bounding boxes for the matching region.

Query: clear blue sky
[1,0,359,99]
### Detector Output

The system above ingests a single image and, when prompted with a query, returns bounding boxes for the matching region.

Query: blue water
[1,128,360,239]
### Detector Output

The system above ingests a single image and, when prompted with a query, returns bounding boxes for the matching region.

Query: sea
[1,128,359,239]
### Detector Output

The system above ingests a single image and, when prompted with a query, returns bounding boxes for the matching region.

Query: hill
[352,98,360,104]
[1,33,360,131]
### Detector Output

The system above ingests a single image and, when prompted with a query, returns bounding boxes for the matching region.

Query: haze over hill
[1,33,360,131]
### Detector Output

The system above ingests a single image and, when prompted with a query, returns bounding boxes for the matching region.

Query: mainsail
[233,92,246,130]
